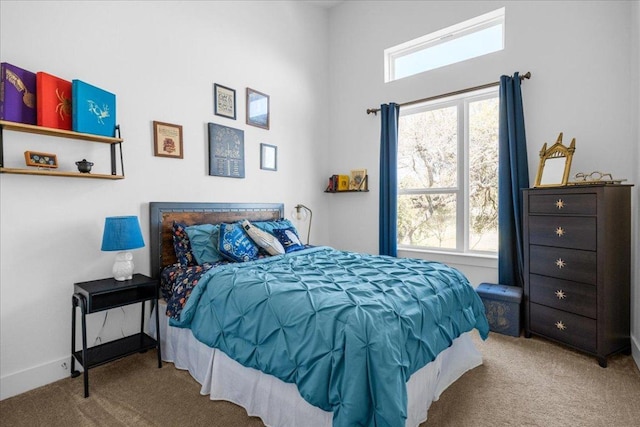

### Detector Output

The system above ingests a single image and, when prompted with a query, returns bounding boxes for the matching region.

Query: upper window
[385,8,505,82]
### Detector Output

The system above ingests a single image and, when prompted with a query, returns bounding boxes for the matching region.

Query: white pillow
[242,220,285,256]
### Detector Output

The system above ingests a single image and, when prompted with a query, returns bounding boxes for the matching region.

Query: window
[397,88,499,254]
[385,8,505,82]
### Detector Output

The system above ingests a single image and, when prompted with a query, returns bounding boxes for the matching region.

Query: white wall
[327,0,639,361]
[0,0,331,399]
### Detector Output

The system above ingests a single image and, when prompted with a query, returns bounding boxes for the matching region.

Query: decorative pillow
[273,227,305,253]
[172,221,196,266]
[242,219,285,256]
[218,222,260,262]
[253,219,297,235]
[185,224,225,265]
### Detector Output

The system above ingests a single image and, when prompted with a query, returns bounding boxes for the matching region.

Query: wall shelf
[324,190,369,193]
[0,120,124,179]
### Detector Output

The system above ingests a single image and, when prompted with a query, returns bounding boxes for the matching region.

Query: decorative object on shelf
[208,123,245,178]
[153,120,183,159]
[214,83,236,120]
[0,62,37,124]
[36,71,72,130]
[75,159,93,173]
[569,171,627,185]
[350,169,368,190]
[534,132,575,188]
[101,216,145,281]
[246,87,270,129]
[292,204,312,245]
[260,143,277,171]
[24,150,57,168]
[337,174,350,191]
[72,79,117,137]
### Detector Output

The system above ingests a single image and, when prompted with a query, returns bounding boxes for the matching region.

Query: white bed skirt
[149,301,482,427]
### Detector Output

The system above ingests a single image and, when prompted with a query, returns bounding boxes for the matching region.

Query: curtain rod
[366,71,531,115]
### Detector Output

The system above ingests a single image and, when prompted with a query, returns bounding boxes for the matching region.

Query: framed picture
[208,123,245,178]
[246,88,270,129]
[260,143,277,171]
[349,168,368,190]
[214,83,236,120]
[24,151,58,168]
[153,121,183,158]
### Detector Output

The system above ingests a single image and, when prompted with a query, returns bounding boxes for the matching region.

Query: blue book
[72,79,116,137]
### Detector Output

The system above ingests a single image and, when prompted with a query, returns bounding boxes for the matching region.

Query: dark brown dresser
[523,184,632,367]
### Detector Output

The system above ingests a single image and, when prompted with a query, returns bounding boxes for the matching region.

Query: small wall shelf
[0,120,124,179]
[324,189,369,193]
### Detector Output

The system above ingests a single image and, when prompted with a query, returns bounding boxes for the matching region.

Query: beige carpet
[1,332,639,426]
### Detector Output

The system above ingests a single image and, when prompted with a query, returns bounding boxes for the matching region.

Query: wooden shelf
[0,120,123,144]
[0,167,124,179]
[324,190,369,193]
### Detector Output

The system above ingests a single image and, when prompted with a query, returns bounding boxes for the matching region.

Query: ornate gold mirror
[534,133,576,187]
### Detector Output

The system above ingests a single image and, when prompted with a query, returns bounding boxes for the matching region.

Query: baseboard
[0,356,77,400]
[632,334,640,371]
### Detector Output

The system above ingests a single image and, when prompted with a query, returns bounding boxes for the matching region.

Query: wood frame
[153,121,183,159]
[24,150,58,168]
[246,88,270,129]
[214,83,236,120]
[260,143,277,171]
[149,202,284,277]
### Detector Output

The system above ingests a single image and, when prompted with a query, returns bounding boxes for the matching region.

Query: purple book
[0,62,37,124]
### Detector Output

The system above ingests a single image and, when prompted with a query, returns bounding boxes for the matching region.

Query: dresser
[523,184,631,367]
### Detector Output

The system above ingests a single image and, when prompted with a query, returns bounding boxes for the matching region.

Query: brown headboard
[149,202,284,278]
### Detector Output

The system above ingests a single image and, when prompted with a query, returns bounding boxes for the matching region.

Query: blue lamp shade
[101,216,145,252]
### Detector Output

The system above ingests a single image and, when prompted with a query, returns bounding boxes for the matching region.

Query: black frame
[214,83,236,120]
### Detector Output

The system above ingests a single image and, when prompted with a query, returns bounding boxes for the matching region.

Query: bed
[148,202,489,427]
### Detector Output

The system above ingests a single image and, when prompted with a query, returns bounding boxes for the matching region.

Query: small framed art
[24,151,58,168]
[260,143,277,171]
[153,121,183,158]
[349,169,368,190]
[246,88,270,130]
[208,123,245,178]
[214,83,236,120]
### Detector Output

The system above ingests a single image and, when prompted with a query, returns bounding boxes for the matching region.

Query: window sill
[397,247,497,269]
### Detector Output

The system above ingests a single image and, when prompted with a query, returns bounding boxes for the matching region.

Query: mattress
[149,300,482,427]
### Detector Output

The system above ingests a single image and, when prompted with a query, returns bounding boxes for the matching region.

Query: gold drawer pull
[555,258,566,269]
[555,321,567,331]
[555,290,567,300]
[555,226,565,237]
[555,199,564,209]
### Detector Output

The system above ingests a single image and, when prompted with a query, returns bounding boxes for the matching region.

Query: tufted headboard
[149,202,284,278]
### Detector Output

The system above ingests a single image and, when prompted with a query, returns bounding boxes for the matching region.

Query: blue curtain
[379,103,400,257]
[498,73,529,287]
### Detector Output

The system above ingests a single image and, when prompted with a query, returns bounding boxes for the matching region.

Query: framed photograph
[24,151,58,168]
[246,88,270,130]
[208,123,245,178]
[349,168,368,190]
[260,143,277,171]
[153,121,183,158]
[214,83,236,120]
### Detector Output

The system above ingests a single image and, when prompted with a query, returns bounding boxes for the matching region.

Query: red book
[36,71,72,130]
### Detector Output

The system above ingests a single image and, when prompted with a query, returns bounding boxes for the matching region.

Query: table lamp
[292,204,312,245]
[101,216,145,281]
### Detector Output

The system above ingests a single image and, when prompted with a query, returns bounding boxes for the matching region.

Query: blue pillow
[273,227,305,253]
[185,224,225,265]
[218,222,259,262]
[253,219,297,235]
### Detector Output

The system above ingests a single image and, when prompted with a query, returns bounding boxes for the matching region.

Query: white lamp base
[113,251,134,281]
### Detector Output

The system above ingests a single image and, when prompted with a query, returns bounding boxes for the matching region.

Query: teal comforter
[171,246,489,427]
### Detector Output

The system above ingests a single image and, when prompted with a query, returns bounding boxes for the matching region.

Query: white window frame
[397,87,499,255]
[385,7,505,82]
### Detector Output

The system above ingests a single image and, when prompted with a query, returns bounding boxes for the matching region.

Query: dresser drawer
[529,245,596,284]
[529,274,596,318]
[528,193,596,215]
[528,216,596,250]
[530,303,596,353]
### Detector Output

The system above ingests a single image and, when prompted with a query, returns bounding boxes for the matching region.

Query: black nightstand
[71,273,162,397]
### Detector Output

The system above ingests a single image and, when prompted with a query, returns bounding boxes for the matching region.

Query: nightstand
[71,273,162,397]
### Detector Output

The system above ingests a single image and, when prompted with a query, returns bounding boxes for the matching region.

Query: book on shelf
[72,79,116,137]
[350,169,367,190]
[37,71,72,130]
[0,62,37,125]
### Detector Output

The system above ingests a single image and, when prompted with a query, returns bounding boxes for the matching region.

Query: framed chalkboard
[208,123,245,178]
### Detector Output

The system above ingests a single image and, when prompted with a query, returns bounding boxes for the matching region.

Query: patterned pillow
[242,220,285,256]
[254,219,297,235]
[172,221,196,266]
[273,227,305,253]
[185,224,225,265]
[218,222,260,262]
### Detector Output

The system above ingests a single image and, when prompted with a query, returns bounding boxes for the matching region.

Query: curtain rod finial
[522,71,531,79]
[366,108,378,116]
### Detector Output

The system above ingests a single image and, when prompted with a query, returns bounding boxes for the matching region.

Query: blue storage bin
[476,283,522,337]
